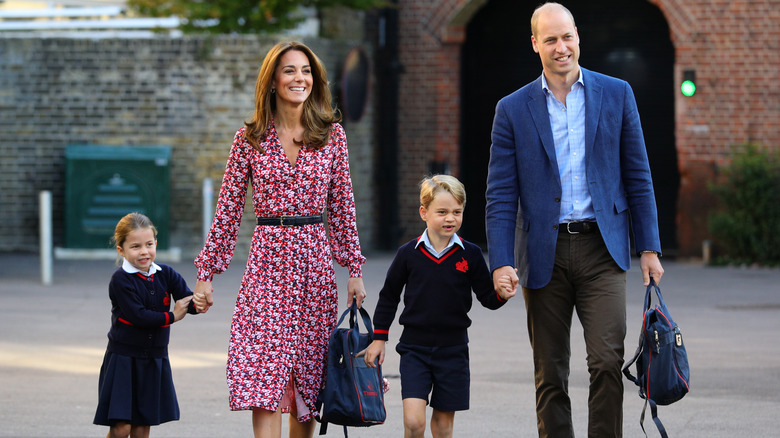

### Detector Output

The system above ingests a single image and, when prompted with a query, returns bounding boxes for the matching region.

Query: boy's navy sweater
[105,264,197,358]
[372,237,506,347]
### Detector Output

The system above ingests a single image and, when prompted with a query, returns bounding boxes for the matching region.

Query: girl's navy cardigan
[105,264,197,358]
[372,237,507,347]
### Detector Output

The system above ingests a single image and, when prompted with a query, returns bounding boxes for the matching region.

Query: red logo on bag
[363,382,378,397]
[456,257,468,273]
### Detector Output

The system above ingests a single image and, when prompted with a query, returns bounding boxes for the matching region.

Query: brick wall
[3,0,779,259]
[394,0,780,256]
[652,0,780,255]
[395,0,469,240]
[0,34,376,257]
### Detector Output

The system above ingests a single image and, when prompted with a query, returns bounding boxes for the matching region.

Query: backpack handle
[643,278,668,312]
[335,301,374,333]
[334,302,375,352]
[349,302,375,335]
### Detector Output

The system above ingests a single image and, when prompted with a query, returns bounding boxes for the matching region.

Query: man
[485,3,664,437]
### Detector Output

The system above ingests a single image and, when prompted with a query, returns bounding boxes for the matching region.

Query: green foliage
[128,0,386,34]
[708,143,780,266]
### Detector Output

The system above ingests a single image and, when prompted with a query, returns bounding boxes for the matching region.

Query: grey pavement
[1,251,779,437]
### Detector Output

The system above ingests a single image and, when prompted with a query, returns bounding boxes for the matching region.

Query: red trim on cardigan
[418,244,460,264]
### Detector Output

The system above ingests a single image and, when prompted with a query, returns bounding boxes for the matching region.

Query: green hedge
[708,143,780,266]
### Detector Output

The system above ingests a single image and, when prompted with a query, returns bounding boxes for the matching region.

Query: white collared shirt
[122,258,162,277]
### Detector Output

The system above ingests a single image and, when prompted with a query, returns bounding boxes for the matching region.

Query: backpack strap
[640,398,669,438]
[622,330,644,385]
[316,421,349,438]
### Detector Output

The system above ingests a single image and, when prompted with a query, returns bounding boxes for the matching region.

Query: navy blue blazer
[485,67,661,289]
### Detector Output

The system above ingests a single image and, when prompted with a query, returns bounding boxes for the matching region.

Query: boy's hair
[112,212,157,249]
[419,174,466,209]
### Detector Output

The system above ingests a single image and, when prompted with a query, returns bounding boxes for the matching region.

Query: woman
[192,41,367,438]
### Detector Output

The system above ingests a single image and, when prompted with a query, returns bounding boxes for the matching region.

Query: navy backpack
[317,302,386,436]
[623,279,691,437]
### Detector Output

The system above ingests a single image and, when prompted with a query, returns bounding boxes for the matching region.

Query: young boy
[360,175,516,438]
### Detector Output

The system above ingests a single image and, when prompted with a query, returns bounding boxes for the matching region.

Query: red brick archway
[395,0,489,240]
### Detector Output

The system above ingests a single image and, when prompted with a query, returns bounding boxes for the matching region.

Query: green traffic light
[681,80,696,97]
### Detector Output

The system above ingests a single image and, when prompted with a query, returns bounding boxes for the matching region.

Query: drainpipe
[375,1,404,250]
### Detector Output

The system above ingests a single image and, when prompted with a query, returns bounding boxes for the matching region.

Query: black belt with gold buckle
[256,215,323,227]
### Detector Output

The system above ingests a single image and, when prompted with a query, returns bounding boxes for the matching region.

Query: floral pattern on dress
[194,122,365,420]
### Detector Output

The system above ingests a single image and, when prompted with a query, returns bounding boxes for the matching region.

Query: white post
[202,178,214,243]
[702,240,712,265]
[39,191,53,285]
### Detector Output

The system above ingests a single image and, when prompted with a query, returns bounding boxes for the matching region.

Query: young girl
[94,212,198,438]
[360,175,516,438]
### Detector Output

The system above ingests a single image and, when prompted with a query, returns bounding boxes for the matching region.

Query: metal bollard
[202,178,214,243]
[39,191,53,285]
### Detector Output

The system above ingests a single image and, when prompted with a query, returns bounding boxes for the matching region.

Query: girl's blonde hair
[419,174,466,209]
[243,41,341,152]
[112,212,157,249]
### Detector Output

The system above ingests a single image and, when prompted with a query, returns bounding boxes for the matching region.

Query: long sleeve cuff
[348,262,363,278]
[373,329,389,341]
[196,267,214,282]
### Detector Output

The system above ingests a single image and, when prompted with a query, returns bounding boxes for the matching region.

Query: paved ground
[1,251,779,437]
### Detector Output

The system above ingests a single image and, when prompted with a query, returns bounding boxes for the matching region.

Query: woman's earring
[271,88,276,94]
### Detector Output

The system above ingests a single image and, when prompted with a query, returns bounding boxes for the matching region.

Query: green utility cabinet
[65,145,171,249]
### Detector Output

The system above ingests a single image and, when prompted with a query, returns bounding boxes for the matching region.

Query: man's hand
[640,252,664,286]
[493,265,518,296]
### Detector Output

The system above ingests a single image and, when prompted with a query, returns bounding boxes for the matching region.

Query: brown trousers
[523,231,627,438]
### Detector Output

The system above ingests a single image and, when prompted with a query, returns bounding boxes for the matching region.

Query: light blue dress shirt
[416,230,464,258]
[541,70,595,223]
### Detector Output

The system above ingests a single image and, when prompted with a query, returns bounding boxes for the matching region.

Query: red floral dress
[194,122,365,421]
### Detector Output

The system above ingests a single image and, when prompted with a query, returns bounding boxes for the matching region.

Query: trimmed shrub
[708,143,780,266]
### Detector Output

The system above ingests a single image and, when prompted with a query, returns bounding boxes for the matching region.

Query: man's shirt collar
[541,68,585,94]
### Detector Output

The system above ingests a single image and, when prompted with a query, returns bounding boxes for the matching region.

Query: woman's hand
[193,280,214,313]
[347,277,367,308]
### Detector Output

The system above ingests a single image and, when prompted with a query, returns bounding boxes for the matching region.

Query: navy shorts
[395,342,470,412]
